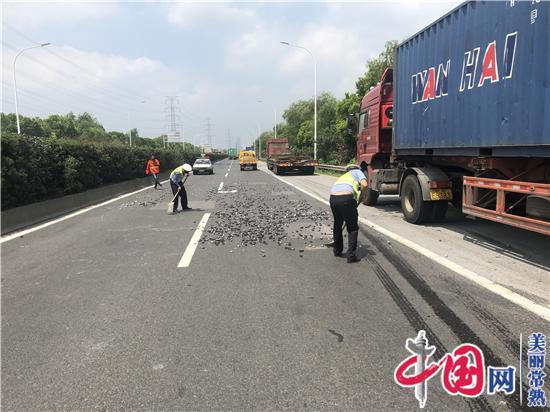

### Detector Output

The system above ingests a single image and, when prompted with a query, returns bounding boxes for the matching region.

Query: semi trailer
[228,148,238,160]
[349,0,550,235]
[266,138,317,175]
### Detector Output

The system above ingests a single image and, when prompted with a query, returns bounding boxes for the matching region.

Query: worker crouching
[169,163,193,214]
[329,164,367,263]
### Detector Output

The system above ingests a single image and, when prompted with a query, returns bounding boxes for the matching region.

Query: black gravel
[201,183,330,251]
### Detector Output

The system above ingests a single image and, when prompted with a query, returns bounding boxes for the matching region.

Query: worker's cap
[345,163,360,172]
[182,163,192,172]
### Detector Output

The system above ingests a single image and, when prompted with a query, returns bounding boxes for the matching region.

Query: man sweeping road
[169,163,193,214]
[329,164,367,263]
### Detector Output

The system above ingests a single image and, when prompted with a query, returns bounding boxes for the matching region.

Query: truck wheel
[431,201,448,222]
[363,189,379,206]
[362,170,379,206]
[401,175,433,224]
[306,167,315,175]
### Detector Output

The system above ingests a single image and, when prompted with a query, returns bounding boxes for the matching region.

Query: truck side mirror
[346,114,357,136]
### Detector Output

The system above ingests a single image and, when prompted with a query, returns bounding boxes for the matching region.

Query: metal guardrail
[317,164,346,172]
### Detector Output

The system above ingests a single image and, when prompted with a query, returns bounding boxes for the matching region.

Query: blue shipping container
[394,0,550,157]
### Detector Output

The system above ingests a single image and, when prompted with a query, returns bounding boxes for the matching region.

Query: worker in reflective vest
[169,163,193,213]
[329,164,367,263]
[145,155,162,189]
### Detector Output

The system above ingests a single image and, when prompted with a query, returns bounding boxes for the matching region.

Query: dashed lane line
[177,213,211,268]
[260,167,550,322]
[218,182,224,191]
[1,179,170,244]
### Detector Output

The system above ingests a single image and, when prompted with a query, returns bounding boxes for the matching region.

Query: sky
[1,0,462,148]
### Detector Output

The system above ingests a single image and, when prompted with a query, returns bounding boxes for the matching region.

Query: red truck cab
[356,68,393,174]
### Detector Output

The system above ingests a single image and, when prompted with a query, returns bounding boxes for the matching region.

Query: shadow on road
[370,196,550,272]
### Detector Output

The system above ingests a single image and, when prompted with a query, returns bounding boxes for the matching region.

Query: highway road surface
[2,158,549,411]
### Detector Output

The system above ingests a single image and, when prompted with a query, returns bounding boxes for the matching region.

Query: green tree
[355,40,398,97]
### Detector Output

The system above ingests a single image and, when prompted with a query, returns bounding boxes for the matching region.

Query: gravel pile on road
[201,182,330,253]
[118,189,168,208]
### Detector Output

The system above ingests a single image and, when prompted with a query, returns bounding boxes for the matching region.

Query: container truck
[266,138,318,175]
[228,148,238,159]
[348,0,549,235]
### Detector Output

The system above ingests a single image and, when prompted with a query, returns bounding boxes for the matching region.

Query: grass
[315,167,345,178]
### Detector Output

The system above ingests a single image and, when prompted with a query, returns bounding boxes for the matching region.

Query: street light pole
[257,123,262,159]
[280,41,317,160]
[257,99,277,140]
[13,43,51,134]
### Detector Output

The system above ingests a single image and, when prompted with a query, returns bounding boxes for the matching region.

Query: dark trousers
[170,181,188,212]
[330,194,358,253]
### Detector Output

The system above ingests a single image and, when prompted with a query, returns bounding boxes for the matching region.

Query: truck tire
[430,201,448,222]
[363,189,379,206]
[401,175,434,224]
[362,170,379,206]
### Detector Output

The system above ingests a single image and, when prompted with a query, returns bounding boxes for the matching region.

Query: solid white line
[1,179,170,244]
[218,190,237,194]
[177,213,211,268]
[225,172,229,177]
[261,168,550,322]
[218,182,224,191]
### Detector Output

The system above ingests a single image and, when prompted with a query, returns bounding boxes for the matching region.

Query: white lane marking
[225,173,228,177]
[218,190,237,194]
[261,168,550,322]
[1,179,170,244]
[177,213,211,268]
[218,182,224,191]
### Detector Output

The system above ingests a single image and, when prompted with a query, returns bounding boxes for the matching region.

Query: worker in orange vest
[145,154,162,189]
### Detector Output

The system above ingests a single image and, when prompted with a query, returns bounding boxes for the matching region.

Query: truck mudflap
[399,167,452,201]
[463,176,550,236]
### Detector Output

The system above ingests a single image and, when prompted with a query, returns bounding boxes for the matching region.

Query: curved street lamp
[280,41,317,160]
[13,43,51,134]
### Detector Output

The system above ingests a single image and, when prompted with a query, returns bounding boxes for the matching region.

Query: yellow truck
[239,150,257,171]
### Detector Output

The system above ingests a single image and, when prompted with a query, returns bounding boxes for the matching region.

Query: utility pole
[164,96,181,149]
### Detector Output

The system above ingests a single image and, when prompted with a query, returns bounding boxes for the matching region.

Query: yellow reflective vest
[335,171,361,202]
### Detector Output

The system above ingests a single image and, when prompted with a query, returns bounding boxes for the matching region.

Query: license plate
[430,188,452,201]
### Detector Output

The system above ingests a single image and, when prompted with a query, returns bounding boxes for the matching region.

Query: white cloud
[279,26,364,95]
[2,2,117,29]
[165,2,256,29]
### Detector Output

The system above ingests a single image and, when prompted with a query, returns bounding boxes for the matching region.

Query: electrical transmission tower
[205,117,213,147]
[164,96,182,148]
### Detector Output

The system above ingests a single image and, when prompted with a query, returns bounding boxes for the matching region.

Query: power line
[3,22,151,102]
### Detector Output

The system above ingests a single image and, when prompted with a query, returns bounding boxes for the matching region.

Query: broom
[166,175,189,214]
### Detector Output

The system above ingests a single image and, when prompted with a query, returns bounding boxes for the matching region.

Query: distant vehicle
[239,150,257,171]
[202,144,212,154]
[192,158,214,175]
[228,148,238,159]
[348,1,549,235]
[266,138,317,175]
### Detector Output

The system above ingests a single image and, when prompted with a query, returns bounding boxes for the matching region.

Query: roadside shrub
[1,133,223,209]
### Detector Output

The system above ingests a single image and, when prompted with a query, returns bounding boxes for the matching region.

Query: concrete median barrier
[1,172,169,235]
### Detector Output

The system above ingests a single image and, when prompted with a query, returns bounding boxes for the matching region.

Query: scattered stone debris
[201,182,330,253]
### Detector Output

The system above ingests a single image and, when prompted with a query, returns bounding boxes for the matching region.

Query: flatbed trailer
[265,137,318,175]
[267,154,317,175]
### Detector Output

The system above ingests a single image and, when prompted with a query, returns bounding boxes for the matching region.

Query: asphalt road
[2,158,549,411]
